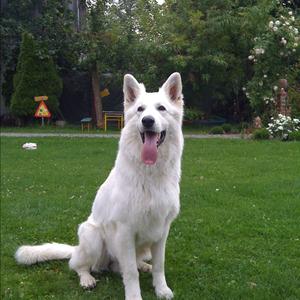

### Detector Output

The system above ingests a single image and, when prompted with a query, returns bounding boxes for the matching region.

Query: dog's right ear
[123,74,141,104]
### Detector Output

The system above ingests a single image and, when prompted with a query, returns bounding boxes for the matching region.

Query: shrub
[267,114,300,140]
[238,122,250,131]
[222,123,232,133]
[289,86,300,117]
[289,131,300,141]
[253,128,270,140]
[209,126,224,134]
[244,2,300,115]
[10,32,62,119]
[184,107,203,121]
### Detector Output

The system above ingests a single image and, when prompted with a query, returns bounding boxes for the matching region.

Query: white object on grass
[22,143,37,150]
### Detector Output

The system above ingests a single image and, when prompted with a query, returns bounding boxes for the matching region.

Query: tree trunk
[91,63,103,128]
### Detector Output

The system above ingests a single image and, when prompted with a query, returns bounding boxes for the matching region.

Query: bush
[289,131,300,141]
[244,3,300,115]
[10,32,62,119]
[289,86,300,117]
[238,122,250,131]
[253,128,270,140]
[222,123,232,133]
[209,126,224,134]
[267,115,300,139]
[184,107,204,121]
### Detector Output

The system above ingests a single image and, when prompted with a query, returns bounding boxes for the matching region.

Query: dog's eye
[158,105,166,111]
[137,106,145,112]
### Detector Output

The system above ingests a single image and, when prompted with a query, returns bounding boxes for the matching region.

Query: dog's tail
[15,243,75,265]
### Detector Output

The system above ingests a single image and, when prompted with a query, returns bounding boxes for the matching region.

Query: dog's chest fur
[129,170,180,245]
[135,208,171,245]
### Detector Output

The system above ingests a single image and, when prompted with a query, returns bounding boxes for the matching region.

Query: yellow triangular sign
[34,101,51,118]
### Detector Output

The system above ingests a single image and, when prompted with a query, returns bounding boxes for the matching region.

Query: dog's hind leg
[137,246,152,273]
[69,220,104,289]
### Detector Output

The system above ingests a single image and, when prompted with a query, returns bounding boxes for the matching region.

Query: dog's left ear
[123,74,142,103]
[162,72,182,102]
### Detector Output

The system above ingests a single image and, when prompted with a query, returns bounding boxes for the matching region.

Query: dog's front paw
[80,273,97,289]
[155,286,174,299]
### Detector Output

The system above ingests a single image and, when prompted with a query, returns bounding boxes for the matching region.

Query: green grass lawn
[1,137,300,299]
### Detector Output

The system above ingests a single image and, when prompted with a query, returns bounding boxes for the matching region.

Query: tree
[1,0,80,107]
[158,0,299,121]
[3,0,299,125]
[158,0,269,120]
[109,0,167,87]
[78,0,121,127]
[10,32,62,122]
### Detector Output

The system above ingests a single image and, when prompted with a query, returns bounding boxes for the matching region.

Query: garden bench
[103,111,124,131]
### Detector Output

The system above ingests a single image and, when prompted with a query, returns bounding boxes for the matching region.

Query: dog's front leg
[151,226,174,299]
[116,225,142,300]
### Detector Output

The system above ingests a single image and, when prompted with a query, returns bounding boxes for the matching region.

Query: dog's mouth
[140,130,166,147]
[140,130,166,165]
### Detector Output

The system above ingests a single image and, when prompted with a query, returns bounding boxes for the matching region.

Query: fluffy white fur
[15,73,184,300]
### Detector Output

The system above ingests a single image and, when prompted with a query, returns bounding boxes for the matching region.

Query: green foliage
[209,126,224,134]
[267,114,300,140]
[289,130,300,141]
[106,0,168,89]
[1,0,80,108]
[253,128,270,140]
[79,1,120,71]
[222,123,232,133]
[238,122,250,131]
[244,1,300,117]
[184,107,204,121]
[289,78,300,117]
[1,0,79,72]
[10,32,62,118]
[2,0,300,123]
[159,1,265,119]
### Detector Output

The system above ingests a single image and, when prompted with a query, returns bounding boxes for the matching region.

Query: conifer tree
[10,32,62,120]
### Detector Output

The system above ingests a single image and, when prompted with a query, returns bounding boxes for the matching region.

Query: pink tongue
[141,132,158,165]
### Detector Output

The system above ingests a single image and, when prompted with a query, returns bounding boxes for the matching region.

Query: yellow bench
[104,111,124,132]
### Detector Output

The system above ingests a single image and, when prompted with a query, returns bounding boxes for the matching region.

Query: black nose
[142,116,155,129]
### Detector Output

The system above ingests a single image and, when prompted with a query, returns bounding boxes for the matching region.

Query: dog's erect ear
[123,74,141,103]
[162,72,182,102]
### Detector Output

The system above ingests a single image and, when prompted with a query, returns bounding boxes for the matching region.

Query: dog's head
[122,73,184,165]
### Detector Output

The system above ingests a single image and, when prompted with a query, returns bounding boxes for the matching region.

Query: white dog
[15,73,184,300]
